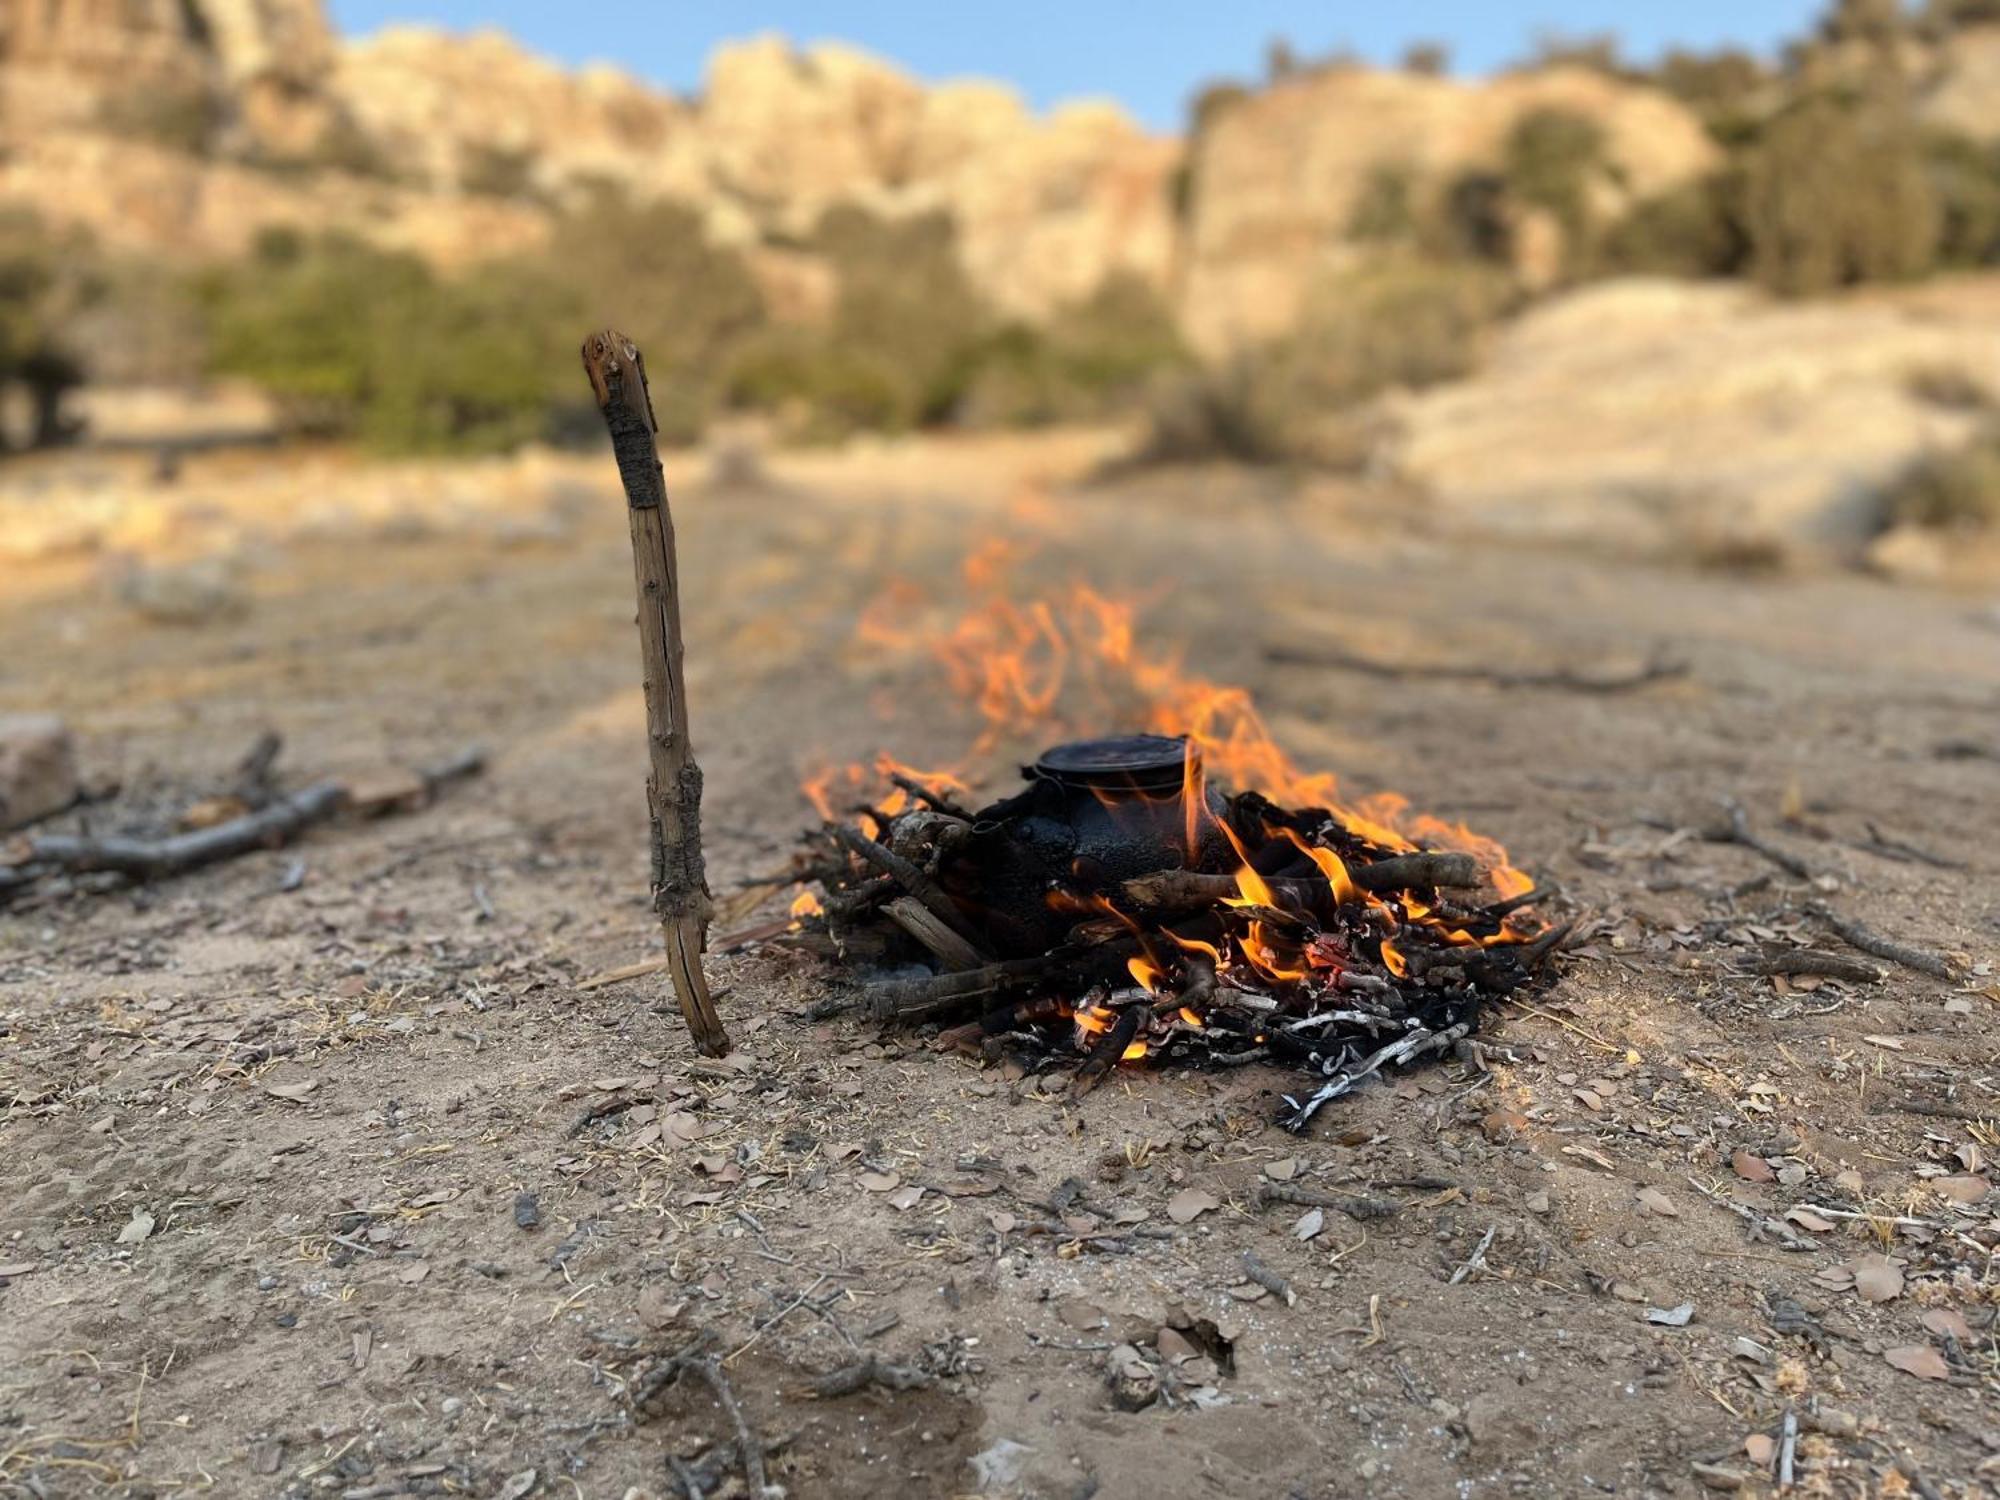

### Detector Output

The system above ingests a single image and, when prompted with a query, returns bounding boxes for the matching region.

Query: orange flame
[1279,827,1358,904]
[1380,937,1410,978]
[817,543,1533,899]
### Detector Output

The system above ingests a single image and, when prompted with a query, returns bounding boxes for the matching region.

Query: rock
[1692,1461,1747,1490]
[1864,524,1949,584]
[0,714,78,831]
[967,1438,1034,1492]
[1179,67,1715,355]
[1384,277,2000,557]
[112,555,250,625]
[1464,1390,1539,1451]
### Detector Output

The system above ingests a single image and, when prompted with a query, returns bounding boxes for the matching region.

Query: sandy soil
[2,434,1998,1500]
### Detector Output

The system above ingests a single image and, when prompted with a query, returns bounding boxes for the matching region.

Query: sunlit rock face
[1175,64,1717,357]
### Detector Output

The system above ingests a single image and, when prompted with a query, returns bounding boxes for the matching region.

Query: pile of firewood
[790,735,1566,1128]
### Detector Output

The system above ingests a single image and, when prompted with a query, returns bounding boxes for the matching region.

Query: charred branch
[1806,901,1959,981]
[862,948,1113,1020]
[831,824,990,960]
[22,782,349,881]
[880,895,986,971]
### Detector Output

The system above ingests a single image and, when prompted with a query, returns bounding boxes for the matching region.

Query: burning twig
[583,330,728,1057]
[1805,901,1960,981]
[886,772,975,821]
[1120,852,1483,913]
[1070,1005,1144,1097]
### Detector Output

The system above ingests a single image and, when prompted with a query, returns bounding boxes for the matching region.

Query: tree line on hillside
[3,0,2000,534]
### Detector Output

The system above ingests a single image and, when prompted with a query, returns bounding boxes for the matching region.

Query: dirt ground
[3,432,1998,1500]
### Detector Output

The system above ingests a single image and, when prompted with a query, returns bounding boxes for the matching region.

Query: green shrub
[1138,360,1293,464]
[956,277,1189,428]
[1402,42,1451,76]
[1602,174,1747,277]
[461,144,539,200]
[723,332,909,440]
[1885,426,2000,529]
[1141,261,1509,465]
[202,235,556,451]
[1289,260,1511,403]
[0,213,100,450]
[1502,108,1609,244]
[1739,93,1940,293]
[1925,129,2000,266]
[1921,0,2000,32]
[1348,164,1420,244]
[1653,48,1769,119]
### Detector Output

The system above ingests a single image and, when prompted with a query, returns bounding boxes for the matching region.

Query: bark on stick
[582,330,729,1057]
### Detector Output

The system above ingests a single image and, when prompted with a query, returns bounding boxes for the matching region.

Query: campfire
[787,553,1569,1128]
[576,334,1564,1111]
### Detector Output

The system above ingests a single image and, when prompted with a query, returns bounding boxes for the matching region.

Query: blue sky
[327,2,1828,130]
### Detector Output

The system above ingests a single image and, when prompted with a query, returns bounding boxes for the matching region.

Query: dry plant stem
[22,782,349,881]
[583,329,728,1058]
[1447,1224,1498,1285]
[1266,641,1687,694]
[677,1356,773,1500]
[1806,901,1959,981]
[1720,799,1819,882]
[810,1358,934,1398]
[887,773,975,820]
[1284,1021,1471,1130]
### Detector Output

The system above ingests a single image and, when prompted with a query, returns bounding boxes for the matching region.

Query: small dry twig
[809,1357,935,1398]
[1805,902,1959,982]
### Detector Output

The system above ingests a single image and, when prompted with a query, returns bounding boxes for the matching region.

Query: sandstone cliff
[1177,64,1719,355]
[0,0,1729,344]
[12,0,2000,356]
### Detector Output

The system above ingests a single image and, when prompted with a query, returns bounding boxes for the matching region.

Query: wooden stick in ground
[582,330,728,1058]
